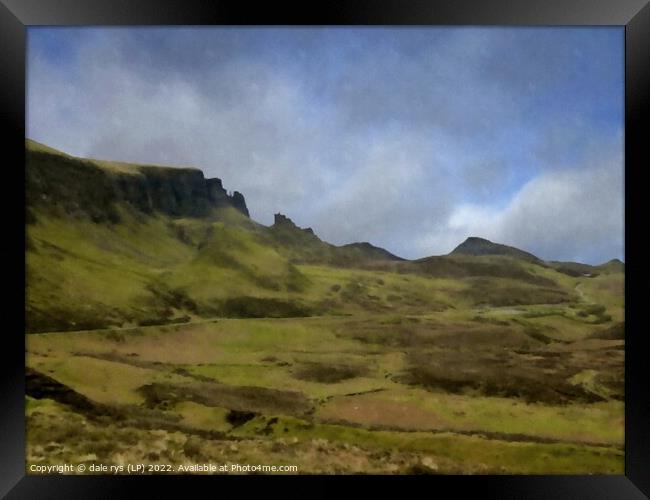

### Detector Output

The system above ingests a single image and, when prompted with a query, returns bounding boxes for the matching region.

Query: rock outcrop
[206,178,250,217]
[272,213,315,235]
[26,144,249,222]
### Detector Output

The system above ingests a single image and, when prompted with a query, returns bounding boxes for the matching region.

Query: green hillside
[25,140,625,474]
[29,139,594,333]
[449,236,541,262]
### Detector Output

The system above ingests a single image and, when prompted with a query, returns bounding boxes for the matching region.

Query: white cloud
[419,162,624,264]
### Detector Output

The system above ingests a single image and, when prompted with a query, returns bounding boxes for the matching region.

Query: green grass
[27,310,624,474]
[25,140,625,474]
[318,387,623,445]
[231,414,622,474]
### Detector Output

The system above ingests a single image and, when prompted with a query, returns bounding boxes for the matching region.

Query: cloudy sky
[27,27,624,264]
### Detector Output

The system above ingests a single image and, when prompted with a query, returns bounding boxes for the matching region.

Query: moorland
[25,139,624,474]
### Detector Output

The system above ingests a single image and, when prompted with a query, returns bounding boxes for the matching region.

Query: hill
[25,139,623,333]
[450,236,541,262]
[597,258,625,274]
[25,140,410,332]
[25,139,625,475]
[338,242,405,262]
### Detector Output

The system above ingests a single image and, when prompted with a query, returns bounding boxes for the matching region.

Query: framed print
[1,0,648,497]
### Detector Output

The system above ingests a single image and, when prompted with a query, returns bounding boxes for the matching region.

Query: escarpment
[26,143,249,222]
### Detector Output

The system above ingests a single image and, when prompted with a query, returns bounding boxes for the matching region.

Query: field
[26,268,624,474]
[25,141,625,474]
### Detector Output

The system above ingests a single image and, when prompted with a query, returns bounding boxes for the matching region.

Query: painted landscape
[25,139,624,474]
[26,27,624,475]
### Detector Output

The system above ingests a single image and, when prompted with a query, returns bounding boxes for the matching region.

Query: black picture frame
[2,0,648,497]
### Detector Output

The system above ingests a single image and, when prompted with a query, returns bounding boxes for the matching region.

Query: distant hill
[449,237,541,263]
[547,261,599,278]
[597,258,625,274]
[25,139,623,333]
[337,242,404,262]
[268,213,403,265]
[545,258,624,278]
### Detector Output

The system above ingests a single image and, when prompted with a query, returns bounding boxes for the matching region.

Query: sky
[27,27,624,264]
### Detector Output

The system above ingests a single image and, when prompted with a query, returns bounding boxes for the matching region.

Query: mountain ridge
[26,139,250,221]
[25,140,624,333]
[26,139,621,267]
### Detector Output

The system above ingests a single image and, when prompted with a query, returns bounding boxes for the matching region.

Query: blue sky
[27,27,624,264]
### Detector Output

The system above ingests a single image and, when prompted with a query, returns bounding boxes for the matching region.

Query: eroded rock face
[26,150,250,220]
[273,213,294,227]
[206,178,249,216]
[231,191,250,217]
[273,213,314,234]
[120,167,212,217]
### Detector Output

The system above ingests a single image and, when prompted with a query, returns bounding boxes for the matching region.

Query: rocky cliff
[26,141,249,222]
[272,213,315,235]
[206,178,249,217]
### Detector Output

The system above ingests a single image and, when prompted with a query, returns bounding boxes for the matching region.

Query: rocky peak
[206,177,249,217]
[273,213,316,235]
[230,191,249,217]
[273,213,294,226]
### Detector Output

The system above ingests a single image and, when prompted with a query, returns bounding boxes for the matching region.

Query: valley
[25,140,625,474]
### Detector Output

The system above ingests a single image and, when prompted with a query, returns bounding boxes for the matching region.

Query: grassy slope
[25,140,625,474]
[28,200,612,332]
[27,315,623,474]
[28,139,616,332]
[27,204,317,331]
